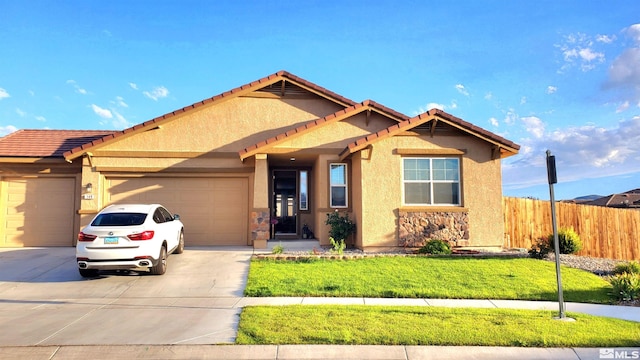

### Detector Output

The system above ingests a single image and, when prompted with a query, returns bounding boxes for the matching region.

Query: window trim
[401,157,461,206]
[299,170,309,211]
[329,163,348,208]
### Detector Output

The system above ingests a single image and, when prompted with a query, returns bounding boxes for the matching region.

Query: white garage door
[105,177,248,246]
[2,177,76,247]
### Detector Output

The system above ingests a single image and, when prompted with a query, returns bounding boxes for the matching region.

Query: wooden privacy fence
[503,197,640,261]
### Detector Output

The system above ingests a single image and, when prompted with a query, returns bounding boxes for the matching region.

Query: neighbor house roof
[340,109,520,159]
[62,71,358,161]
[239,99,409,160]
[585,192,640,208]
[0,129,116,160]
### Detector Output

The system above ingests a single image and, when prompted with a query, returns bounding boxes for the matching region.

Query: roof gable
[340,109,520,160]
[63,71,358,161]
[238,100,409,160]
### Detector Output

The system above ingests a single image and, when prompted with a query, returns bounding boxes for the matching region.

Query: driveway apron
[0,247,253,345]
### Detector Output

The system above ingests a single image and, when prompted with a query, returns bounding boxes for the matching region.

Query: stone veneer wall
[398,211,470,247]
[250,210,270,243]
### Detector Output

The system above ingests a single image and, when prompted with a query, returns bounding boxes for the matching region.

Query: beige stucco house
[0,71,519,249]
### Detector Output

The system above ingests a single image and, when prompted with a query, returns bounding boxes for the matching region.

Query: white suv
[76,204,184,277]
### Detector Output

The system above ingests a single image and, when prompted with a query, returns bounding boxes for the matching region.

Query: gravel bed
[545,253,625,276]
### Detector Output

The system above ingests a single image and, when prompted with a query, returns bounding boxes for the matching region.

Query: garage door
[105,177,248,246]
[2,177,76,247]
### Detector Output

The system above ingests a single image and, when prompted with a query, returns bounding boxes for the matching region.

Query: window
[299,170,308,210]
[330,163,348,208]
[402,157,460,206]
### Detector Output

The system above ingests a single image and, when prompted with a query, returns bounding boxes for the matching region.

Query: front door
[273,170,297,236]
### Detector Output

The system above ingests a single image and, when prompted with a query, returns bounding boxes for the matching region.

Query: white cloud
[521,116,545,138]
[546,86,557,94]
[504,109,518,125]
[35,116,46,122]
[129,82,138,90]
[112,96,128,108]
[556,32,608,72]
[520,96,527,105]
[0,125,17,137]
[91,104,113,119]
[111,110,132,129]
[503,115,640,190]
[0,88,10,100]
[605,24,640,107]
[15,108,26,117]
[489,117,499,127]
[616,101,630,113]
[455,84,469,96]
[484,92,493,100]
[626,23,640,43]
[66,79,88,95]
[596,34,615,43]
[143,86,169,101]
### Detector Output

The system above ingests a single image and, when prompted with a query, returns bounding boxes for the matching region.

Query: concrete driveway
[0,246,254,345]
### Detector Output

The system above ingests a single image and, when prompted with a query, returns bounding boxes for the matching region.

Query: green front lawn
[236,305,640,347]
[245,257,613,303]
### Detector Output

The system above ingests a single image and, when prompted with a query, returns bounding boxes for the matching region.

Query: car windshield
[91,213,147,226]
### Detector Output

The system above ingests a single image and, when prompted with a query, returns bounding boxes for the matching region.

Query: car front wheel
[150,245,167,275]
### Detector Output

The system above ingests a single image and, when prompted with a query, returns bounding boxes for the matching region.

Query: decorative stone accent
[251,210,270,245]
[398,211,469,247]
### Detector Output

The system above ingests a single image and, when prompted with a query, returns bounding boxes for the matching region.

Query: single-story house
[0,71,519,250]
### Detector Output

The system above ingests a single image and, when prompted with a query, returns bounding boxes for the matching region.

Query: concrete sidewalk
[0,344,633,360]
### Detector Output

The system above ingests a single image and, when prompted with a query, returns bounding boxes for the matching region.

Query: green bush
[329,237,346,255]
[272,243,284,254]
[609,272,640,301]
[417,239,452,255]
[613,261,640,275]
[325,211,356,243]
[528,238,551,259]
[547,227,582,254]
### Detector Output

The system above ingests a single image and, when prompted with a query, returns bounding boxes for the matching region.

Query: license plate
[104,237,119,244]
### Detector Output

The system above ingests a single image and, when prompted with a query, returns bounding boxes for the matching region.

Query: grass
[236,305,640,347]
[245,257,613,303]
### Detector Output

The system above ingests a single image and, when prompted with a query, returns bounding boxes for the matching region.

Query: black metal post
[546,150,565,319]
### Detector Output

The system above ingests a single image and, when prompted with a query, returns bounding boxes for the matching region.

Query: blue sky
[1,1,639,200]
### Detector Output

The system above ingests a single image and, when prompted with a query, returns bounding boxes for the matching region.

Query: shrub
[325,211,356,243]
[613,261,640,275]
[329,237,346,255]
[609,272,640,301]
[272,243,284,255]
[528,238,551,259]
[417,239,452,255]
[547,227,582,254]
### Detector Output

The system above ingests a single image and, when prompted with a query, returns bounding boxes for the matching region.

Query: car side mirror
[173,214,180,221]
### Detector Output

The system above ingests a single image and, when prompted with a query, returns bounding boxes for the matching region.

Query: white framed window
[330,163,348,208]
[299,170,308,211]
[402,157,460,206]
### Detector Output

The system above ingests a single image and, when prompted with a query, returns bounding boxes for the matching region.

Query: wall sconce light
[85,183,93,193]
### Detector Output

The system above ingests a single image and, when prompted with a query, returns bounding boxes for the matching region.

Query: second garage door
[105,177,248,246]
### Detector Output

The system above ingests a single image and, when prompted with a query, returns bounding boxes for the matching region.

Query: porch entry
[273,170,297,236]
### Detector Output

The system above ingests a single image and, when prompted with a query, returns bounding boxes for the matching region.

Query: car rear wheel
[79,269,99,278]
[150,245,167,275]
[174,231,184,254]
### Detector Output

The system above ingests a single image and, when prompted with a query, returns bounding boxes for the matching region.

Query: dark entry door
[273,170,297,235]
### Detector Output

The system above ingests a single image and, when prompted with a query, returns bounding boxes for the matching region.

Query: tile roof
[585,192,640,208]
[340,109,520,159]
[0,129,116,158]
[63,70,358,161]
[238,99,409,160]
